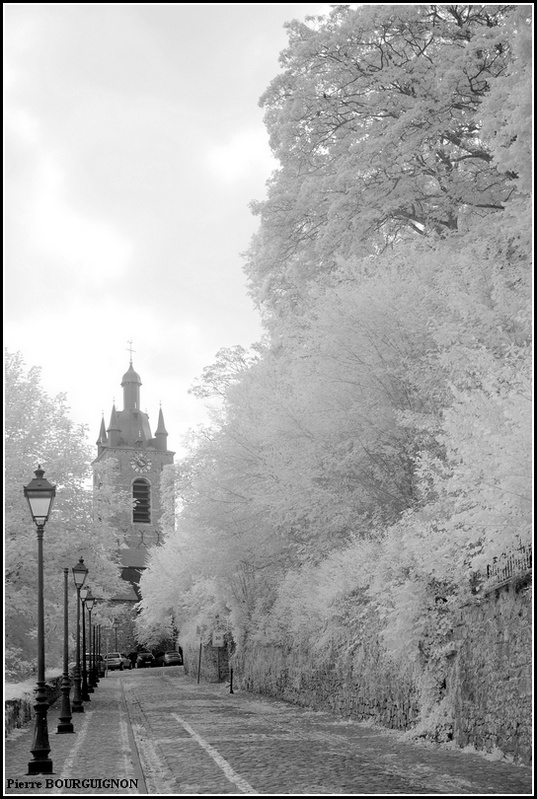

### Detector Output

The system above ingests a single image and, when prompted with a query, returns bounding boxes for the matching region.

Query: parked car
[120,653,132,670]
[106,652,124,671]
[135,651,155,668]
[68,654,105,677]
[154,650,183,667]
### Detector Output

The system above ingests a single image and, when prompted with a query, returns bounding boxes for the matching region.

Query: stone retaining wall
[237,578,532,764]
[5,676,63,738]
[451,577,532,763]
[238,609,420,732]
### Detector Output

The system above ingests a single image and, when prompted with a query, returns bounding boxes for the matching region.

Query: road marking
[171,712,258,794]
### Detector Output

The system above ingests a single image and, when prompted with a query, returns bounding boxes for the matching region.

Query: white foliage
[135,5,531,744]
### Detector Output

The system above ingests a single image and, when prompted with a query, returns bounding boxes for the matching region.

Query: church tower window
[133,479,151,524]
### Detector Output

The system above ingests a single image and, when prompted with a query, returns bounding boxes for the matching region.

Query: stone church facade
[92,358,174,605]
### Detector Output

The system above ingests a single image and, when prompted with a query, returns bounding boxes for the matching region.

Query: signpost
[196,626,202,684]
[195,626,226,685]
[212,629,224,683]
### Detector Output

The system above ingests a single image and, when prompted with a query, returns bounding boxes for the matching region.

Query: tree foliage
[138,4,531,740]
[5,351,124,678]
[244,4,529,316]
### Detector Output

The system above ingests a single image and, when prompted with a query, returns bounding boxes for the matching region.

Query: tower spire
[155,406,168,451]
[97,414,108,445]
[96,414,109,454]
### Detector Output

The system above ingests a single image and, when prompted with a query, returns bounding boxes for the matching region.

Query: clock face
[131,454,152,473]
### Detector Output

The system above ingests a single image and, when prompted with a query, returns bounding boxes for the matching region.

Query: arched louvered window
[132,479,151,524]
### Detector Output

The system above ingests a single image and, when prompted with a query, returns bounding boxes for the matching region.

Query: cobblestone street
[4,668,532,795]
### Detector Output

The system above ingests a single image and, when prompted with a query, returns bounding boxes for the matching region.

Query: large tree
[137,6,531,740]
[245,4,529,316]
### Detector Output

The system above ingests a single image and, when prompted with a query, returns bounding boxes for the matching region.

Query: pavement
[4,667,533,796]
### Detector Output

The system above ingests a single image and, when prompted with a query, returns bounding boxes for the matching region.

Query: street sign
[212,630,224,647]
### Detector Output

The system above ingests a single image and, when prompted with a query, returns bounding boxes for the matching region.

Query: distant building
[92,357,174,603]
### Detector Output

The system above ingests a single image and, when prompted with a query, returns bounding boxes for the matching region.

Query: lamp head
[23,466,56,526]
[72,557,88,589]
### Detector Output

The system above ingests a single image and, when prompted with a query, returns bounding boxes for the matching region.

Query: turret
[121,361,142,413]
[155,407,168,452]
[107,404,121,448]
[96,415,108,455]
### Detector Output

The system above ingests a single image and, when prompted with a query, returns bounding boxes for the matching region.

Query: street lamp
[99,624,103,679]
[93,624,99,688]
[85,590,96,691]
[71,557,88,713]
[91,622,97,687]
[95,623,102,684]
[79,586,90,701]
[56,568,74,734]
[24,466,56,775]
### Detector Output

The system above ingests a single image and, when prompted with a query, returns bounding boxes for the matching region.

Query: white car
[106,652,124,671]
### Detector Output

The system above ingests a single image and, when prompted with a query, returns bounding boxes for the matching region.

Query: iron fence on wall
[486,543,532,587]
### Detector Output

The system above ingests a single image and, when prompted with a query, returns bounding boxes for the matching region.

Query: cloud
[205,127,277,184]
[29,152,134,285]
[4,105,41,145]
[5,96,134,288]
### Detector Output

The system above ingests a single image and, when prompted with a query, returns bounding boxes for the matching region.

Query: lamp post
[71,558,88,713]
[80,586,90,701]
[85,590,96,691]
[95,623,101,683]
[56,568,74,734]
[114,620,119,651]
[91,623,96,688]
[24,466,56,775]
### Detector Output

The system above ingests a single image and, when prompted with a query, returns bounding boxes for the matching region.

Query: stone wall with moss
[450,578,532,763]
[234,578,532,764]
[5,676,62,738]
[237,606,421,733]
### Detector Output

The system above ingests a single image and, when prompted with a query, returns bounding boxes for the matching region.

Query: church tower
[92,354,174,602]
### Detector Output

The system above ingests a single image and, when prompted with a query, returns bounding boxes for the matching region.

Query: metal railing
[486,543,532,587]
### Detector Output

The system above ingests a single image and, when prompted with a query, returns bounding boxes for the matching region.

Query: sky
[4,2,330,459]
